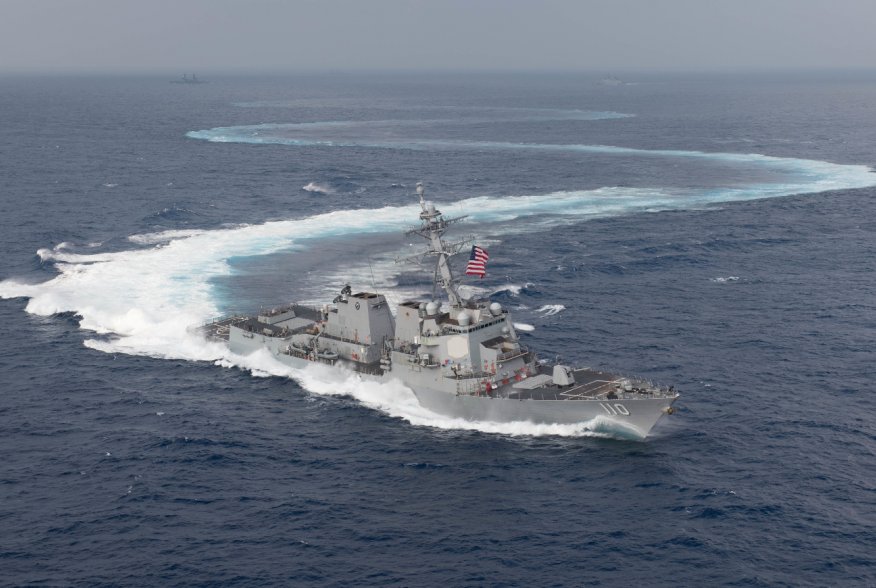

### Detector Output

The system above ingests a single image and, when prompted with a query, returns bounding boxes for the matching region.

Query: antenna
[399,182,471,309]
[368,257,377,290]
[416,181,426,211]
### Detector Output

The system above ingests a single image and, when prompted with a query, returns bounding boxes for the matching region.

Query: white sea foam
[2,202,436,361]
[303,182,335,195]
[493,283,524,296]
[536,304,566,316]
[513,323,536,332]
[710,276,740,283]
[128,229,208,245]
[37,247,118,264]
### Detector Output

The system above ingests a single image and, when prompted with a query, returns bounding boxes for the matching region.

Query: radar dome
[457,312,471,326]
[425,302,439,316]
[489,302,503,316]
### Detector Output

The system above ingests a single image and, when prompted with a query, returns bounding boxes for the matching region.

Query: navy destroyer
[201,183,679,436]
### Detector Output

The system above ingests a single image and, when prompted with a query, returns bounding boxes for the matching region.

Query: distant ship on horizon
[597,74,624,86]
[171,73,208,84]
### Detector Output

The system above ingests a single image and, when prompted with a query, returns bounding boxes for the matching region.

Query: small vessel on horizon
[199,183,679,437]
[171,73,208,84]
[597,74,625,86]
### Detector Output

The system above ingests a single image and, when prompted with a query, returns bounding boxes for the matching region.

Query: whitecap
[128,229,207,245]
[493,283,523,296]
[303,182,335,195]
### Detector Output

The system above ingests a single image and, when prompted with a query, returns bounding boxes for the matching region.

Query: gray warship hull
[202,303,677,437]
[198,183,679,438]
[407,383,675,434]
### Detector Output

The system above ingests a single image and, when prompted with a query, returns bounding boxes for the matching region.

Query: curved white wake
[187,123,874,192]
[2,148,874,436]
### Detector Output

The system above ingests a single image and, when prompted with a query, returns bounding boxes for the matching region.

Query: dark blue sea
[1,72,875,586]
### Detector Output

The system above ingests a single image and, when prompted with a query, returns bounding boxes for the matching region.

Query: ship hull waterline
[232,342,677,438]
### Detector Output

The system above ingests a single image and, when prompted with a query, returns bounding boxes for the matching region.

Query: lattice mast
[406,182,470,308]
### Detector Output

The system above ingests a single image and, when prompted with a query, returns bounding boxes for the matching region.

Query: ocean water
[1,72,875,586]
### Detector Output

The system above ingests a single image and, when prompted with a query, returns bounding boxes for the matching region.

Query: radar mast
[406,182,470,308]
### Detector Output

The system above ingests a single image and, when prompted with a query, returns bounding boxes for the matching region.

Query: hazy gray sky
[1,0,873,72]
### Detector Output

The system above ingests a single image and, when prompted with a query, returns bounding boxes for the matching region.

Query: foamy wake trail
[0,190,672,437]
[3,181,873,358]
[2,146,874,435]
[1,203,428,361]
[186,123,876,196]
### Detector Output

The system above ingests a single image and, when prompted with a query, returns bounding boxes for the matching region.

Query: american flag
[465,245,489,278]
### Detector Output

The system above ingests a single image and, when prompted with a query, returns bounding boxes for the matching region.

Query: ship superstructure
[201,183,678,436]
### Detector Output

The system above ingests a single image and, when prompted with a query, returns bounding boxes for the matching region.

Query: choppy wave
[302,181,335,194]
[710,276,741,283]
[536,304,566,316]
[493,283,530,296]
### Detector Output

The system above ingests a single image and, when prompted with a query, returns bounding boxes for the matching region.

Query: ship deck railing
[495,347,529,362]
[454,375,494,396]
[196,313,248,328]
[280,346,312,360]
[258,303,298,317]
[450,367,678,401]
[557,379,618,399]
[557,371,677,400]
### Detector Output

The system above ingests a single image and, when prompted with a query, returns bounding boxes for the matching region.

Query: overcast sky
[1,0,874,73]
